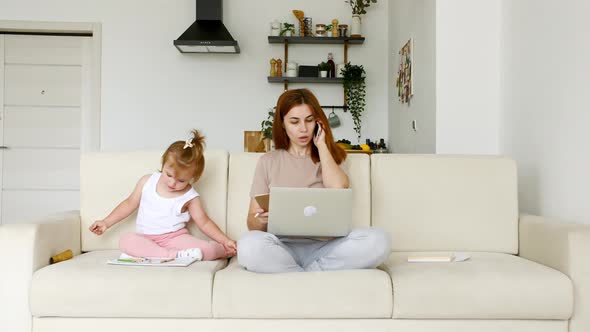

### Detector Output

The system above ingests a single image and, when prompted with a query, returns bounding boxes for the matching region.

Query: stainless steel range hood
[174,0,240,54]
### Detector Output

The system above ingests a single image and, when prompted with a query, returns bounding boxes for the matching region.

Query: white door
[0,34,88,224]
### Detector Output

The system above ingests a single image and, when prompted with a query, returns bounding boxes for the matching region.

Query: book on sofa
[407,252,471,263]
[107,253,199,267]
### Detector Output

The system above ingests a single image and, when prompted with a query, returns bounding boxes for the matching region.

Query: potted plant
[280,23,296,37]
[347,0,378,37]
[318,62,331,77]
[259,108,275,152]
[342,62,366,141]
[325,23,333,37]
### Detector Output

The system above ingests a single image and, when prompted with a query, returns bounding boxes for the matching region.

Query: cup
[328,111,341,128]
[286,69,297,77]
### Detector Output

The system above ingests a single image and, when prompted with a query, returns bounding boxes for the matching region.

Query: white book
[407,252,470,263]
[107,253,199,267]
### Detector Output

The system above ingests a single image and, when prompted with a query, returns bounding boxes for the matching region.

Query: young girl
[89,130,237,261]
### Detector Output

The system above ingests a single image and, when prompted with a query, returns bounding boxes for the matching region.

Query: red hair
[273,89,346,164]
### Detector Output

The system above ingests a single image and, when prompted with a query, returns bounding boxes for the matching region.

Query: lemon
[360,144,371,151]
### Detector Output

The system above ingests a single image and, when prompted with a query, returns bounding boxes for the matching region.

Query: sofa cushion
[30,250,227,318]
[371,154,518,253]
[381,252,573,319]
[212,258,392,318]
[80,150,228,251]
[226,152,371,240]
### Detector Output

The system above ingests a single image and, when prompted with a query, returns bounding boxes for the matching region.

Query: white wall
[388,0,500,154]
[0,0,389,151]
[435,0,501,154]
[388,0,436,153]
[501,0,590,223]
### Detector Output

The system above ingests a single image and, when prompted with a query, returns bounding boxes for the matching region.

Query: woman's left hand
[313,120,327,148]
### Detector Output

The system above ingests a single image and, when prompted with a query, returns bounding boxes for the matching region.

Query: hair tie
[183,138,194,150]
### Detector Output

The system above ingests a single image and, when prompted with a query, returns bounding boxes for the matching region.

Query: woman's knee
[237,231,277,267]
[351,228,392,264]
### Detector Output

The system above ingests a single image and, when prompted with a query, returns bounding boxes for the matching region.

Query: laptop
[267,187,353,237]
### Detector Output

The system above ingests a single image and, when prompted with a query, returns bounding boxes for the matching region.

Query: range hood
[174,0,240,54]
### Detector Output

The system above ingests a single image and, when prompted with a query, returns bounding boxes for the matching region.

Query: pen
[117,258,145,263]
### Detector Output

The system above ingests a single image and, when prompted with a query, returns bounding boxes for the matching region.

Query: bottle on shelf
[327,53,336,78]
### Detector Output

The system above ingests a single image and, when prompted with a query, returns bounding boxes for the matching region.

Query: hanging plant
[342,63,366,142]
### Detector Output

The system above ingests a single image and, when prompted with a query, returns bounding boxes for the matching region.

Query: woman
[237,89,391,273]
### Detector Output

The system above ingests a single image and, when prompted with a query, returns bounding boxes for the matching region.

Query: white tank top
[136,172,199,235]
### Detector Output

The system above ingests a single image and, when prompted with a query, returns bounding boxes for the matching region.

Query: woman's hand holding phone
[253,208,269,224]
[313,120,326,147]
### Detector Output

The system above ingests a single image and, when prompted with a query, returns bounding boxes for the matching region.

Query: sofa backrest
[80,150,228,251]
[371,154,518,254]
[226,152,371,240]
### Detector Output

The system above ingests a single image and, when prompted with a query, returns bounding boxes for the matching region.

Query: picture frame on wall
[396,38,414,104]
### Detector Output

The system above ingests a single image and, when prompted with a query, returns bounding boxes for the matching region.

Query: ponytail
[161,129,206,182]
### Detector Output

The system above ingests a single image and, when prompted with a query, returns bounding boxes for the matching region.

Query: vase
[263,138,272,152]
[351,14,361,37]
[320,71,328,78]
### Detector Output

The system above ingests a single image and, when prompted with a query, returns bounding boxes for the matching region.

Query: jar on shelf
[338,24,348,38]
[303,17,313,36]
[315,24,327,37]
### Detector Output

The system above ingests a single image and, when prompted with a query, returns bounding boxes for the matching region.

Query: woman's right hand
[253,208,269,224]
[89,220,108,235]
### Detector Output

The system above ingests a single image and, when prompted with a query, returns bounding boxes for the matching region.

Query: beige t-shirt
[250,149,325,197]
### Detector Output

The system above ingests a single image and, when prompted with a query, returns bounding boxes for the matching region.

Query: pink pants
[119,228,226,260]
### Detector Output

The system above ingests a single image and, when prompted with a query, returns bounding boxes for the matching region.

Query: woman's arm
[89,175,148,234]
[247,197,269,231]
[315,123,350,188]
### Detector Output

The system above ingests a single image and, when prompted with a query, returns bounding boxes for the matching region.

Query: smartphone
[254,193,270,211]
[314,122,320,138]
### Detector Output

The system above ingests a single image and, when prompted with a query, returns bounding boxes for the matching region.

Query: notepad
[107,253,199,267]
[407,252,470,263]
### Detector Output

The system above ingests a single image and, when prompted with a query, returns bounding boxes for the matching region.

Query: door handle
[0,146,8,149]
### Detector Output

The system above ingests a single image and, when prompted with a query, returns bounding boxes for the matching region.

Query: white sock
[176,248,203,260]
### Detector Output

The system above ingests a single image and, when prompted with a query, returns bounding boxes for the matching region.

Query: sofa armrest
[519,214,590,331]
[0,211,81,332]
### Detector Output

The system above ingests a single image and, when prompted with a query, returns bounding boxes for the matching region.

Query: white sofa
[1,151,588,332]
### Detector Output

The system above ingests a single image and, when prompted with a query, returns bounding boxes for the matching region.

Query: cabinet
[267,36,365,91]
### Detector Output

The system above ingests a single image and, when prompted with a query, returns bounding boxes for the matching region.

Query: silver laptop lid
[268,187,353,237]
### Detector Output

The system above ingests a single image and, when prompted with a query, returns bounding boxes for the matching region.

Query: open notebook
[107,253,200,267]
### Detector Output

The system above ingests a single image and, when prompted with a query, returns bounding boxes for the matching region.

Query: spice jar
[303,17,313,36]
[315,24,327,37]
[338,24,348,38]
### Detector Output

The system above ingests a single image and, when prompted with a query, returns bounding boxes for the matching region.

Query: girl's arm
[188,197,234,245]
[315,122,350,188]
[89,175,148,234]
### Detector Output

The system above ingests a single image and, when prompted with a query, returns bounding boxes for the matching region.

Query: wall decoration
[396,38,413,104]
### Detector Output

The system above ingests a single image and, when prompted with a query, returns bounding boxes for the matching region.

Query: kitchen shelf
[268,35,364,91]
[267,77,344,84]
[268,36,365,45]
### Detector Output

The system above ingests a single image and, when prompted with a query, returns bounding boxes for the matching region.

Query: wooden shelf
[267,35,364,91]
[268,36,365,45]
[267,76,343,84]
[345,149,372,154]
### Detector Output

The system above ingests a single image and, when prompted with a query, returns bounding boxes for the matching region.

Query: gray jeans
[237,228,392,273]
